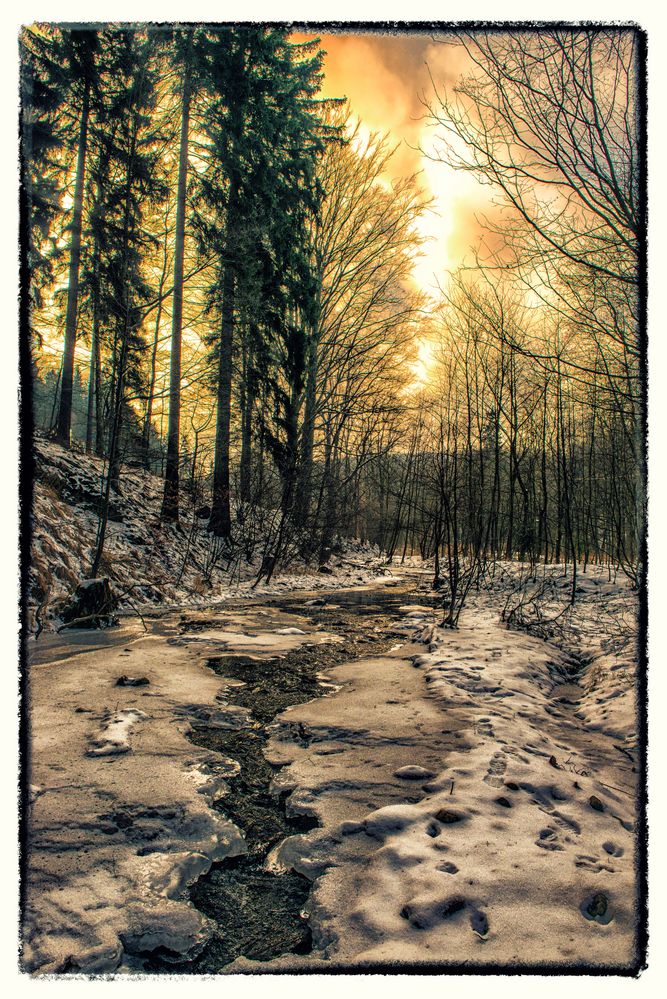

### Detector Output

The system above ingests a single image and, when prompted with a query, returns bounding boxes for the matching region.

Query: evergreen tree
[90,28,168,576]
[196,27,328,539]
[53,30,100,446]
[20,26,70,314]
[161,29,203,522]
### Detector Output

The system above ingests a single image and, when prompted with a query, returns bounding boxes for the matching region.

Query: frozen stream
[23,570,641,974]
[23,575,439,974]
[147,579,438,973]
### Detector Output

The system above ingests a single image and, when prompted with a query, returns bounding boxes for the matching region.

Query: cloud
[292,29,502,288]
[296,31,439,176]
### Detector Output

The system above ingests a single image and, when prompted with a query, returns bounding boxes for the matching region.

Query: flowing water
[147,580,437,973]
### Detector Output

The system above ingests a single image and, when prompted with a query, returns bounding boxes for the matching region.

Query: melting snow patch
[86,709,146,757]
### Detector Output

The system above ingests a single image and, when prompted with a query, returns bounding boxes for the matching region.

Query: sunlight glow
[408,337,437,390]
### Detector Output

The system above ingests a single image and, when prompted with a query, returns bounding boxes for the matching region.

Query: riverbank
[22,577,424,974]
[249,588,640,972]
[28,434,389,635]
[22,572,642,974]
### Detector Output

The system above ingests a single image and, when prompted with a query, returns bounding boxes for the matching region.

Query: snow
[178,627,338,654]
[29,434,389,633]
[23,527,641,972]
[23,614,249,974]
[242,573,640,971]
[394,766,436,780]
[86,708,146,756]
[23,596,350,974]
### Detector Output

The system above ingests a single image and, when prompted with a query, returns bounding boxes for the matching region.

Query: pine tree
[90,28,168,576]
[20,26,69,314]
[54,30,100,446]
[161,29,201,522]
[196,27,329,539]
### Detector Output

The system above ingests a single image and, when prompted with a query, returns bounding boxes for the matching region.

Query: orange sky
[294,29,499,296]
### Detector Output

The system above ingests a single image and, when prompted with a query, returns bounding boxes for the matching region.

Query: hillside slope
[27,435,385,632]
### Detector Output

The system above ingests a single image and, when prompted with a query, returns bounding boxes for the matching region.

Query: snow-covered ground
[24,458,642,974]
[28,435,388,632]
[23,601,344,974]
[238,577,640,971]
[479,561,639,752]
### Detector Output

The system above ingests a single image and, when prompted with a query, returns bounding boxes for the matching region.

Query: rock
[318,563,334,575]
[394,765,436,780]
[589,794,605,812]
[57,578,118,629]
[195,505,211,519]
[115,675,150,687]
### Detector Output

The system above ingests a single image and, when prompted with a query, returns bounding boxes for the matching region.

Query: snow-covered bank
[28,435,388,632]
[479,561,640,750]
[23,601,343,974]
[23,567,641,973]
[246,585,640,971]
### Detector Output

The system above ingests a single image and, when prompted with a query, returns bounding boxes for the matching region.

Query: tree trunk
[161,66,191,521]
[85,238,100,454]
[209,178,238,539]
[55,81,90,446]
[143,202,172,469]
[90,100,141,576]
[239,334,254,504]
[293,288,320,530]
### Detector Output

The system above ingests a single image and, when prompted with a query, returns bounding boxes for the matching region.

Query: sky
[295,29,498,298]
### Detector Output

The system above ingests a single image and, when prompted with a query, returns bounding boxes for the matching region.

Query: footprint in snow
[400,896,467,929]
[433,807,467,825]
[437,861,459,874]
[532,796,581,836]
[476,717,495,738]
[483,750,507,788]
[536,827,565,851]
[575,854,615,873]
[470,909,490,938]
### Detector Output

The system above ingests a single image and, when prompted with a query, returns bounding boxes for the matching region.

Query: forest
[20,24,646,977]
[22,25,642,607]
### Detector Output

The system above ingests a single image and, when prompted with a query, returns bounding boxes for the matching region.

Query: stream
[146,580,437,973]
